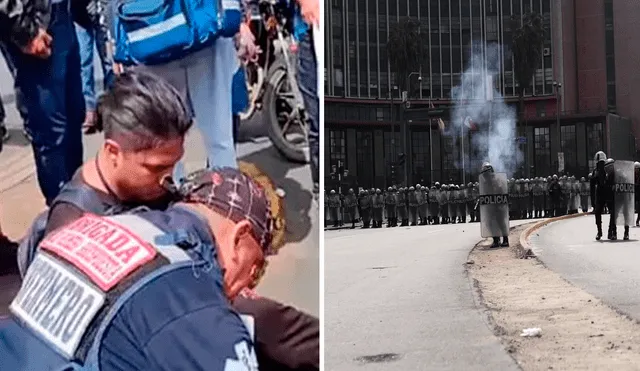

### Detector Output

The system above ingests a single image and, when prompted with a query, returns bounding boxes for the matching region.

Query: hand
[298,0,319,26]
[238,287,260,299]
[22,28,52,58]
[112,63,124,75]
[236,23,261,63]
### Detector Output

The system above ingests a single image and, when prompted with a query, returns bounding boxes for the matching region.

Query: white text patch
[10,253,105,359]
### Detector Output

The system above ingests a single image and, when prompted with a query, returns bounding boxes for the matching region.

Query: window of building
[560,125,577,175]
[356,131,375,188]
[411,131,431,184]
[442,136,459,183]
[534,127,551,176]
[329,130,347,170]
[384,130,402,162]
[587,123,604,171]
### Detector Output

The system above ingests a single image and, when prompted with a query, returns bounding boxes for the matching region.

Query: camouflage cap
[178,167,275,255]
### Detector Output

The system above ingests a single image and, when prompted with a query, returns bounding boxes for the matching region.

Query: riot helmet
[552,175,558,180]
[481,162,494,174]
[604,158,615,175]
[634,161,640,169]
[580,177,586,182]
[409,186,415,191]
[594,151,607,163]
[330,189,336,194]
[388,187,392,191]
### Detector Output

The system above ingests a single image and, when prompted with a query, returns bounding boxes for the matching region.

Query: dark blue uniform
[0,206,257,371]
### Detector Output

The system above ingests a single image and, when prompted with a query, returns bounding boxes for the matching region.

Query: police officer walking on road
[590,151,609,240]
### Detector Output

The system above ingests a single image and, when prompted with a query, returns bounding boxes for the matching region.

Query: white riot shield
[580,181,590,211]
[479,172,510,238]
[613,161,635,226]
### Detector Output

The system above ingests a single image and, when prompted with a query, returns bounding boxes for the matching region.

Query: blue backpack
[112,0,242,66]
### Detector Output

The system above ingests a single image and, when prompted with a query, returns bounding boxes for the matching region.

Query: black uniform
[591,165,613,239]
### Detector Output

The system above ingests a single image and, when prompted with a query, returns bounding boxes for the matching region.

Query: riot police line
[325,156,640,242]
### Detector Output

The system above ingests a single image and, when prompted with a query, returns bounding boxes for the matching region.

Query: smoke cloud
[446,43,523,177]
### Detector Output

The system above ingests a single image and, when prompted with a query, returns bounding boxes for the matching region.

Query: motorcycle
[240,0,309,163]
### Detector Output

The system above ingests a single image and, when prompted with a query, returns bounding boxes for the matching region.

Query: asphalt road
[529,214,640,322]
[0,52,319,316]
[325,220,532,371]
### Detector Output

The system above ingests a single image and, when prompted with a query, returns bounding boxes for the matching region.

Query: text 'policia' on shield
[478,194,509,205]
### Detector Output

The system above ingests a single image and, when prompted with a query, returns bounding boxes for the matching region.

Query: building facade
[325,0,637,190]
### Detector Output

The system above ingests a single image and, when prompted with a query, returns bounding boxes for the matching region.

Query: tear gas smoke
[446,44,523,176]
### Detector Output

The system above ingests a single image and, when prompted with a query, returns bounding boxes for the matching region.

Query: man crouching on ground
[14,70,319,370]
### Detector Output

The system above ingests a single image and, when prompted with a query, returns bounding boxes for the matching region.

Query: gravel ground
[467,224,640,371]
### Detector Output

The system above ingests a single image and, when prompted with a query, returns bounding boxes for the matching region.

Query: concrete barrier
[518,212,591,258]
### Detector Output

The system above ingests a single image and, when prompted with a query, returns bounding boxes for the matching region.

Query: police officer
[397,187,408,226]
[359,190,372,228]
[0,168,272,370]
[328,190,340,227]
[407,186,418,226]
[479,162,509,248]
[343,188,358,229]
[419,186,428,225]
[372,188,384,228]
[549,175,562,217]
[603,158,621,240]
[591,151,609,240]
[385,187,397,227]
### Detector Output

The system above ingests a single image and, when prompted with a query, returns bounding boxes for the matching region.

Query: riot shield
[479,172,510,238]
[580,181,590,211]
[613,160,635,226]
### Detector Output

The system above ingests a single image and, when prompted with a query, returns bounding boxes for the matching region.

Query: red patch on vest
[40,214,157,291]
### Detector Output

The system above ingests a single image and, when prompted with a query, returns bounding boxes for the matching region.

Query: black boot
[596,225,602,240]
[624,226,630,240]
[351,221,355,229]
[501,237,509,247]
[491,237,500,248]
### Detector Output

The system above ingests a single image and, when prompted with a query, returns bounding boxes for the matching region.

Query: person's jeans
[0,42,29,125]
[297,30,319,189]
[74,20,114,111]
[142,37,239,181]
[7,1,85,204]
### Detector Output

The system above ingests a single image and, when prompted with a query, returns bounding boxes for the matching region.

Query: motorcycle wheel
[264,63,309,164]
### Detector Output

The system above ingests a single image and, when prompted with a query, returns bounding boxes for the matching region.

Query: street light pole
[553,81,562,173]
[403,72,421,186]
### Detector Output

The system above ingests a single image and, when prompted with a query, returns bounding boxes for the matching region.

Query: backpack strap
[17,183,119,277]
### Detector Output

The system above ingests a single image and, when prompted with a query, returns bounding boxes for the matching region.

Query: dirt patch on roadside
[467,224,640,371]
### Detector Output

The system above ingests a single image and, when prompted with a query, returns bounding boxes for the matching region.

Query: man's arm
[233,296,319,370]
[144,305,258,371]
[0,0,38,47]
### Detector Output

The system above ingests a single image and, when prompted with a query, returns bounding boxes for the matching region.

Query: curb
[518,212,591,258]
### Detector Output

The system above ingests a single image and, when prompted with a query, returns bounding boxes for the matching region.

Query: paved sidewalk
[529,215,640,321]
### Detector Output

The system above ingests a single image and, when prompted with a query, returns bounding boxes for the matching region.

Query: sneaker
[0,235,19,275]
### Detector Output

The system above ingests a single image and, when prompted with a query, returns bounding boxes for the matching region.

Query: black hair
[96,70,193,151]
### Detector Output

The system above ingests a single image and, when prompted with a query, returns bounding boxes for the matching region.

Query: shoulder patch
[39,214,157,291]
[10,253,106,359]
[223,340,259,371]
